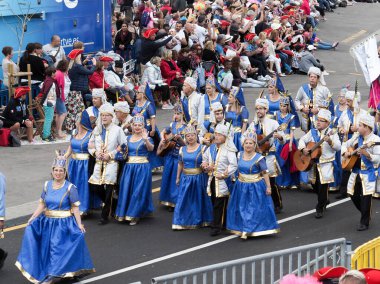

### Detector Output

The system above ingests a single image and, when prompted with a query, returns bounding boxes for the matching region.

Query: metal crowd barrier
[351,236,380,270]
[151,238,352,284]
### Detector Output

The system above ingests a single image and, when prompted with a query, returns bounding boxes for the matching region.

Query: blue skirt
[16,215,94,282]
[159,154,179,207]
[172,173,213,229]
[68,159,91,213]
[275,141,299,188]
[233,132,243,152]
[116,162,153,221]
[227,180,279,238]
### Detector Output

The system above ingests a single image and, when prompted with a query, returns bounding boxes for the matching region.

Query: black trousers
[351,175,372,226]
[210,177,229,230]
[155,85,170,101]
[339,170,351,196]
[312,170,329,213]
[248,56,268,77]
[270,177,283,209]
[95,184,117,220]
[170,79,183,93]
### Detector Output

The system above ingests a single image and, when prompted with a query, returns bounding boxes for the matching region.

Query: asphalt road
[1,3,380,284]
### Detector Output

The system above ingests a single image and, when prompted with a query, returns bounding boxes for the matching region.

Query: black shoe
[357,224,368,231]
[0,250,8,270]
[98,218,109,225]
[210,229,222,237]
[315,212,323,219]
[168,207,174,212]
[335,194,347,200]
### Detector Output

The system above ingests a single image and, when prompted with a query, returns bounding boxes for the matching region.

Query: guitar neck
[258,130,276,146]
[310,130,335,152]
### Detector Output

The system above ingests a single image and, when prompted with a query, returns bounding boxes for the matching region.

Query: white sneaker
[264,75,272,80]
[257,75,266,81]
[162,104,174,110]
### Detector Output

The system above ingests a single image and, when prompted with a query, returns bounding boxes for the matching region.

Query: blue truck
[0,0,113,81]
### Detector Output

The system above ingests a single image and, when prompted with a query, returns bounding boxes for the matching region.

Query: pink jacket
[55,70,66,101]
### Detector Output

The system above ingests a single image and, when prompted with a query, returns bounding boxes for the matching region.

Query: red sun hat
[360,268,380,284]
[143,28,159,38]
[245,33,256,41]
[67,49,83,60]
[313,266,349,280]
[99,56,114,62]
[14,86,31,99]
[281,15,290,21]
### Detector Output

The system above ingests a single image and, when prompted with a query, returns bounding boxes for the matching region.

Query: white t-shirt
[42,44,66,66]
[194,24,208,48]
[176,29,193,48]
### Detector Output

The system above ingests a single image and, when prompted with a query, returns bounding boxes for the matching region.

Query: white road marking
[76,198,351,283]
[341,30,367,44]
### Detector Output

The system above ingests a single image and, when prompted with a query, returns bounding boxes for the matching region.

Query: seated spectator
[89,60,110,92]
[142,56,172,110]
[0,86,34,143]
[230,56,267,88]
[39,66,59,142]
[114,21,133,60]
[202,41,219,63]
[19,43,46,83]
[217,59,234,93]
[298,45,325,74]
[303,24,338,50]
[160,49,183,93]
[67,49,96,105]
[104,60,134,104]
[1,46,19,87]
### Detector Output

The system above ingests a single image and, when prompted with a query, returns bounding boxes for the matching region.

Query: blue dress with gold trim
[115,136,154,221]
[172,145,213,229]
[160,122,186,208]
[227,153,279,238]
[225,106,249,151]
[16,180,94,283]
[68,131,94,213]
[132,101,163,170]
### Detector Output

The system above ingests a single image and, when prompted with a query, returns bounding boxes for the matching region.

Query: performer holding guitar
[342,113,380,231]
[157,104,186,211]
[248,98,285,214]
[297,109,341,219]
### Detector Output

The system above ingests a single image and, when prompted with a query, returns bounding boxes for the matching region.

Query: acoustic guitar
[257,116,295,154]
[293,129,337,172]
[341,141,380,171]
[158,132,177,157]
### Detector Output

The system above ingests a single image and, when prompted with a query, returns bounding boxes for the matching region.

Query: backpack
[141,10,150,27]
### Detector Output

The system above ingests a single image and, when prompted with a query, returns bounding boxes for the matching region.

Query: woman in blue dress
[132,84,163,170]
[225,86,249,152]
[172,125,213,230]
[227,129,279,239]
[115,115,155,225]
[62,113,95,214]
[274,97,299,189]
[203,76,228,131]
[16,157,94,283]
[157,105,186,211]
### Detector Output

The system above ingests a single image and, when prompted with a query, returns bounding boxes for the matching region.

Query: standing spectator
[68,49,96,104]
[42,35,66,67]
[19,43,46,83]
[0,86,34,143]
[139,28,172,73]
[40,66,59,142]
[114,21,133,60]
[142,56,172,109]
[0,172,7,270]
[202,41,219,63]
[55,60,70,138]
[1,46,19,87]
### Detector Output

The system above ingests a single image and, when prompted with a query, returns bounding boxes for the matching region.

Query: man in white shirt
[194,16,209,48]
[42,35,66,67]
[180,77,204,127]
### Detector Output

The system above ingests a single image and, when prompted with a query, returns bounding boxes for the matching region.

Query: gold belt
[44,210,72,218]
[183,168,202,175]
[238,173,263,182]
[72,153,90,160]
[234,127,242,133]
[96,160,117,164]
[127,156,149,163]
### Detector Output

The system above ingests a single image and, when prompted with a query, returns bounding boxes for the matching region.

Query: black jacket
[19,54,46,82]
[139,36,173,65]
[1,98,30,126]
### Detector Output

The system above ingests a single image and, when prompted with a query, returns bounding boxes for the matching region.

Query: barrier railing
[152,238,352,284]
[351,236,380,270]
